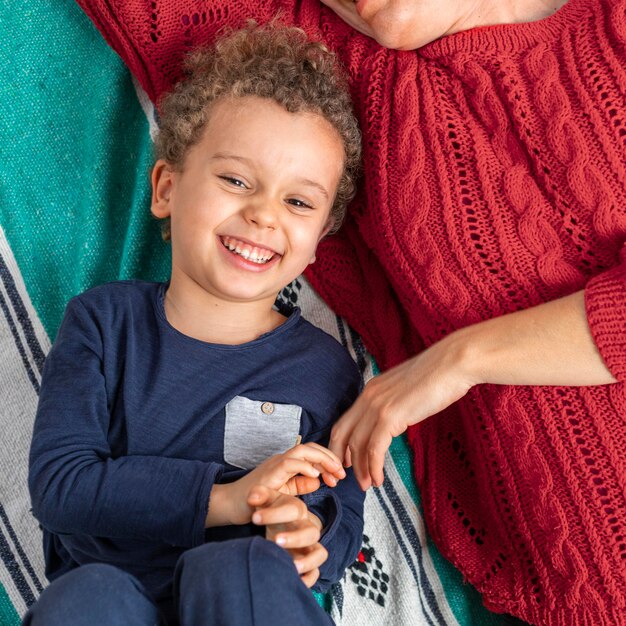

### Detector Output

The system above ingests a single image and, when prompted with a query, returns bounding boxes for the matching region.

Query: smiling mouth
[220,236,278,265]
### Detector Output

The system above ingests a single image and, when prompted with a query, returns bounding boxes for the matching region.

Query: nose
[242,198,278,229]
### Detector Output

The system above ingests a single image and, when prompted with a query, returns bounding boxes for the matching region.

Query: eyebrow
[210,152,330,200]
[294,177,330,200]
[210,152,254,165]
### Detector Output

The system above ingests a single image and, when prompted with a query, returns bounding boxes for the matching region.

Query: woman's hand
[329,290,617,491]
[330,331,476,490]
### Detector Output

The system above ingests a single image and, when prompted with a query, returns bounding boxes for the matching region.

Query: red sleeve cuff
[585,260,626,381]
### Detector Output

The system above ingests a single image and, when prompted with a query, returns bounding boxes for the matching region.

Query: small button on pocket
[261,402,274,415]
[224,396,302,470]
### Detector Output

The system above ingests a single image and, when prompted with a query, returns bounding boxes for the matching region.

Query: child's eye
[219,176,248,189]
[287,198,313,210]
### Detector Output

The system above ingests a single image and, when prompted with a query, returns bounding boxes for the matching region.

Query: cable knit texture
[74,1,626,624]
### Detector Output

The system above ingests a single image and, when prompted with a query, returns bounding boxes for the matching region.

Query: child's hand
[207,443,345,527]
[250,485,328,588]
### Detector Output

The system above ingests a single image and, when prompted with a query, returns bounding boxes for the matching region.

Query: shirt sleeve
[73,1,312,104]
[584,243,626,381]
[74,1,369,105]
[303,468,365,593]
[29,298,223,548]
[300,357,365,592]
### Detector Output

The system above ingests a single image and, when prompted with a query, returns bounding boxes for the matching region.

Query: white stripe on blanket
[0,226,48,619]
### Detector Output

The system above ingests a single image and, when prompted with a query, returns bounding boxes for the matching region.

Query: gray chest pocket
[223,395,302,470]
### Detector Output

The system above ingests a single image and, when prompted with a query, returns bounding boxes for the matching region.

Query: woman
[75,1,626,623]
[309,2,626,625]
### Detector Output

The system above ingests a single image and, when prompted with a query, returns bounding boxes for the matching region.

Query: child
[24,22,364,626]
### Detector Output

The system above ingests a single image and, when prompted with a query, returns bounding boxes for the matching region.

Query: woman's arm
[330,289,618,490]
[76,1,345,104]
[461,290,615,387]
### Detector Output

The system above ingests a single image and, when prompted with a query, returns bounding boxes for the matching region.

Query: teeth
[221,236,275,264]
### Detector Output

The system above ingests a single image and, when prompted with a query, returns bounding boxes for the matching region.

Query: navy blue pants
[23,537,334,625]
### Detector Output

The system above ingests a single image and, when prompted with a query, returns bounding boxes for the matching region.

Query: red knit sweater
[75,1,626,624]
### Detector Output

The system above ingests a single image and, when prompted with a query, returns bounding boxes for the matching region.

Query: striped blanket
[0,1,524,624]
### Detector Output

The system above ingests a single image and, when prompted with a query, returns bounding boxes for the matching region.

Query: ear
[309,219,335,264]
[151,159,176,218]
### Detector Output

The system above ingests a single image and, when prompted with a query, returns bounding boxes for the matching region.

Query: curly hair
[154,21,361,239]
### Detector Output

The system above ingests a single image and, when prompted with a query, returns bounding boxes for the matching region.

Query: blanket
[0,1,525,624]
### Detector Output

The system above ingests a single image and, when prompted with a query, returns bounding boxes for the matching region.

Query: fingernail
[276,536,286,546]
[295,561,304,573]
[252,513,262,524]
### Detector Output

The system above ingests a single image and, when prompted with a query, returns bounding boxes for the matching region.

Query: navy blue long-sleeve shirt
[29,281,364,598]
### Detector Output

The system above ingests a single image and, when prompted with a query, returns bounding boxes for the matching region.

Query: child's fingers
[251,496,306,526]
[247,486,268,507]
[294,544,328,578]
[286,444,345,477]
[276,459,322,480]
[261,460,319,491]
[267,458,340,492]
[273,523,320,549]
[300,441,342,464]
[286,475,320,496]
[320,471,338,488]
[312,462,345,482]
[247,485,280,508]
[344,446,352,468]
[300,568,320,588]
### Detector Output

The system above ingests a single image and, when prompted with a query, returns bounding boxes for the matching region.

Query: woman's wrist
[438,290,617,389]
[440,324,487,388]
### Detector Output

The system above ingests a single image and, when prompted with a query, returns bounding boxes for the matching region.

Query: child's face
[151,96,344,306]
